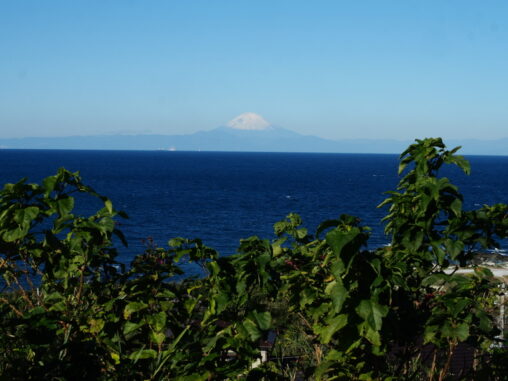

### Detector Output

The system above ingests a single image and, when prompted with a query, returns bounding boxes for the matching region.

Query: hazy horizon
[1,1,507,141]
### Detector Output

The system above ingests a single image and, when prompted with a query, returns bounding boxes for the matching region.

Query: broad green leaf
[110,352,120,365]
[184,296,199,314]
[123,321,143,335]
[150,330,166,345]
[359,372,375,380]
[296,227,308,239]
[325,281,348,313]
[289,213,302,226]
[44,291,64,303]
[310,303,332,322]
[449,298,469,318]
[242,318,261,341]
[441,321,469,341]
[273,221,288,236]
[89,319,105,334]
[450,198,462,217]
[300,288,316,309]
[123,301,147,319]
[148,311,167,332]
[13,206,39,226]
[251,310,272,331]
[424,325,438,344]
[444,238,464,259]
[326,228,360,256]
[272,243,283,256]
[48,301,66,312]
[316,219,339,238]
[446,155,471,175]
[330,257,345,278]
[361,324,382,346]
[42,175,57,194]
[173,373,212,381]
[314,314,348,344]
[56,196,74,216]
[355,299,388,331]
[168,237,186,247]
[474,266,494,279]
[2,226,28,242]
[476,310,493,332]
[129,349,157,360]
[98,216,115,232]
[422,273,449,287]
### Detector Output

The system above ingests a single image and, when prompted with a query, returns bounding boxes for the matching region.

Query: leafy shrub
[1,138,508,380]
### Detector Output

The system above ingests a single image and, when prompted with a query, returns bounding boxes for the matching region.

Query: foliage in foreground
[1,138,508,380]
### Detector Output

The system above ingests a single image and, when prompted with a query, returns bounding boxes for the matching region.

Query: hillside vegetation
[1,138,508,380]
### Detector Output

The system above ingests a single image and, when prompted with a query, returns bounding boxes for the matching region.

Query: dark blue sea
[1,150,507,274]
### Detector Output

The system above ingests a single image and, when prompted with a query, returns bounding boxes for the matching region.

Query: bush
[1,138,508,380]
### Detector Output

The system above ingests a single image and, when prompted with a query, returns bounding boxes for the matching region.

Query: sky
[1,1,507,141]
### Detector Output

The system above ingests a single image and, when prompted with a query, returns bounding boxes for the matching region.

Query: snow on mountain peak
[226,112,271,130]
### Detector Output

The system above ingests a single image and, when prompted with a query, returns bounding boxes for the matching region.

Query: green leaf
[89,319,105,334]
[325,281,348,313]
[362,324,383,347]
[450,198,462,217]
[355,299,388,331]
[300,288,316,309]
[326,228,360,256]
[289,213,302,226]
[148,311,167,332]
[242,318,261,341]
[104,199,113,214]
[474,266,494,279]
[296,227,308,239]
[330,257,346,278]
[314,314,348,344]
[444,239,464,259]
[173,373,212,381]
[359,372,375,380]
[446,154,471,175]
[273,221,288,236]
[56,196,74,216]
[449,298,469,318]
[251,310,272,331]
[422,273,449,287]
[476,310,493,332]
[398,161,408,175]
[110,352,120,365]
[309,303,331,322]
[123,301,147,319]
[184,296,199,314]
[150,331,166,345]
[2,227,28,242]
[441,321,469,341]
[129,349,157,360]
[316,219,339,238]
[424,325,439,344]
[13,206,39,226]
[123,321,143,335]
[48,301,66,312]
[168,237,186,247]
[42,175,57,194]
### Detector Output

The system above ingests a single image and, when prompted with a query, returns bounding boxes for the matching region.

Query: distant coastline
[1,131,507,156]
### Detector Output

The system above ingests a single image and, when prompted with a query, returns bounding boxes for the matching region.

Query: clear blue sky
[1,1,507,140]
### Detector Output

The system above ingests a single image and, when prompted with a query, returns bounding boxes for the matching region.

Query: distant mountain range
[1,113,507,155]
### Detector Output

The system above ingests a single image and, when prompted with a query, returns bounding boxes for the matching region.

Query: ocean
[1,149,507,273]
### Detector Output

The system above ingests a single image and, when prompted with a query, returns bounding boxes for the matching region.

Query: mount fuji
[0,113,406,153]
[1,113,507,155]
